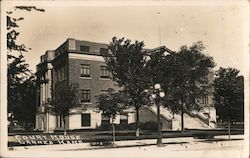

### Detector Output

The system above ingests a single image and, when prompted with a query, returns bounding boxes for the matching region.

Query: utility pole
[157,12,161,46]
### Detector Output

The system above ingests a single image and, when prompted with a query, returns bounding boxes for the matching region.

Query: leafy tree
[104,37,150,137]
[214,67,244,139]
[15,6,45,12]
[49,83,79,135]
[7,6,44,128]
[97,88,126,147]
[9,75,37,129]
[8,55,30,113]
[158,41,215,131]
[7,6,44,55]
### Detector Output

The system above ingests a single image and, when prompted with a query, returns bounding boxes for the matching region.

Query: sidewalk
[9,134,244,151]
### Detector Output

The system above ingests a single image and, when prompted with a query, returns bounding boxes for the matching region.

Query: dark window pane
[80,46,89,52]
[120,119,128,125]
[99,48,108,54]
[100,89,108,95]
[100,66,110,78]
[81,113,91,127]
[101,114,110,120]
[120,114,128,125]
[80,64,90,77]
[202,95,208,105]
[80,89,91,103]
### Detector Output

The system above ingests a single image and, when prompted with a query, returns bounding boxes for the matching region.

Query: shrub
[140,121,157,131]
[127,123,137,130]
[96,121,112,131]
[96,121,157,132]
[114,123,138,131]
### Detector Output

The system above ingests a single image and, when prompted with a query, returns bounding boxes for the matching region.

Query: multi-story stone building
[36,39,138,132]
[36,38,216,132]
[36,50,54,132]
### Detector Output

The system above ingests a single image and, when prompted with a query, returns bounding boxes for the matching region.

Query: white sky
[4,1,249,75]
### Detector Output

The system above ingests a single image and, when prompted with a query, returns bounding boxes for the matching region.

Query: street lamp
[150,83,165,147]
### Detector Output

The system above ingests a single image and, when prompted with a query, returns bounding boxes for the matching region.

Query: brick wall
[68,56,117,108]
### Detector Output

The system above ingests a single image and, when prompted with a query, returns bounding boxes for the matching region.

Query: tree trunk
[136,107,140,137]
[23,121,28,131]
[47,112,49,133]
[63,117,66,135]
[112,120,116,147]
[228,115,231,140]
[181,101,184,132]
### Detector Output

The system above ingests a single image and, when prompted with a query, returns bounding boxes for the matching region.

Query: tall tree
[104,37,150,137]
[7,6,44,55]
[9,75,37,129]
[7,6,44,128]
[214,67,244,139]
[96,88,126,147]
[8,55,30,114]
[159,41,215,131]
[49,83,79,135]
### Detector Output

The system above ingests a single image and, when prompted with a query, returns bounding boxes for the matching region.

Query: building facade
[36,39,136,132]
[36,38,216,132]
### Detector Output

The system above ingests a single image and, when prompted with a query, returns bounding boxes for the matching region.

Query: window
[101,113,110,124]
[56,66,67,82]
[80,64,90,77]
[100,48,108,54]
[80,89,91,103]
[120,114,128,125]
[80,46,89,52]
[202,95,208,105]
[60,66,64,80]
[62,66,66,80]
[57,115,62,128]
[57,69,61,81]
[100,89,109,95]
[81,113,91,127]
[100,66,110,78]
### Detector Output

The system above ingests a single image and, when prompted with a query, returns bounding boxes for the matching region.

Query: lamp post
[151,83,165,147]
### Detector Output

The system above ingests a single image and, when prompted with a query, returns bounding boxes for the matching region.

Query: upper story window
[202,95,209,105]
[80,46,89,52]
[63,66,66,79]
[80,64,90,78]
[100,66,110,78]
[80,89,91,103]
[56,69,60,82]
[100,89,109,95]
[100,48,108,54]
[55,44,67,57]
[56,65,66,82]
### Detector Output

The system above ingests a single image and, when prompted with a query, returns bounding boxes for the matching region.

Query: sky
[4,1,249,75]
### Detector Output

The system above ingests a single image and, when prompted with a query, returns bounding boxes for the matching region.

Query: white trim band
[69,53,105,62]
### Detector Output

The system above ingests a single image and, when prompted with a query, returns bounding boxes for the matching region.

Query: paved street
[6,135,247,158]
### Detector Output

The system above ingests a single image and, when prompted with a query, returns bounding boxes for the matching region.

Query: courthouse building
[35,38,216,132]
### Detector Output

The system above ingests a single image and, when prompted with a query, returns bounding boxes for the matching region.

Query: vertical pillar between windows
[40,83,43,106]
[47,69,52,99]
[42,81,46,103]
[45,72,48,101]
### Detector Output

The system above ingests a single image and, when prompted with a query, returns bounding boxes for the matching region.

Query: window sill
[80,77,92,80]
[99,77,111,80]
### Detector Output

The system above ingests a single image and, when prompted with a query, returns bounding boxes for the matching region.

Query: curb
[9,135,244,151]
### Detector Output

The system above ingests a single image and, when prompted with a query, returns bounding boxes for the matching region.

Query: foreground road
[6,135,247,158]
[67,139,244,158]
